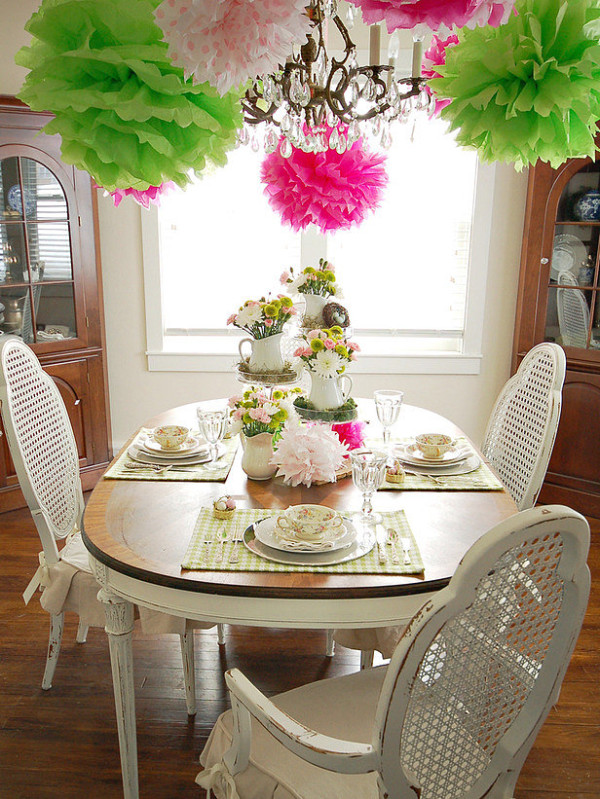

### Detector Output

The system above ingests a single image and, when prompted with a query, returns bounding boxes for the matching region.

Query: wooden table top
[82,401,517,600]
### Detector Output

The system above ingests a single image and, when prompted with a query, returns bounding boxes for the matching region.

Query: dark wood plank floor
[1,505,598,798]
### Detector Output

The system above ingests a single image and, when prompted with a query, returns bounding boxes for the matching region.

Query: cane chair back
[374,506,590,799]
[0,336,82,564]
[557,274,590,349]
[482,343,566,511]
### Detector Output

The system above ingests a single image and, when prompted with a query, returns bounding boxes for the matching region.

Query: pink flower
[265,318,274,327]
[350,352,358,361]
[293,346,305,357]
[319,330,328,340]
[233,408,244,421]
[303,347,313,357]
[307,330,320,340]
[249,407,271,424]
[228,394,243,408]
[280,271,291,284]
[288,306,298,315]
[226,314,237,325]
[348,341,360,351]
[324,338,335,349]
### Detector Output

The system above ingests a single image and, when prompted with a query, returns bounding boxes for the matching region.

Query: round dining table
[82,399,517,799]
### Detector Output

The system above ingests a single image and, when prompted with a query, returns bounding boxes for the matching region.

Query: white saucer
[127,442,223,466]
[399,454,482,477]
[244,520,373,566]
[254,517,357,553]
[142,435,206,457]
[395,442,470,467]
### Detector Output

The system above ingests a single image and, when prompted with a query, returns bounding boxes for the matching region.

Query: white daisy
[235,303,263,329]
[310,350,344,378]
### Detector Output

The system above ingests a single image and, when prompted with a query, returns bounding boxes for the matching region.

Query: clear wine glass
[197,408,228,467]
[350,449,387,522]
[374,389,404,451]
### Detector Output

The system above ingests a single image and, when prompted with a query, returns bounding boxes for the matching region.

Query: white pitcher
[302,294,329,327]
[238,332,284,373]
[308,373,352,411]
[240,432,277,480]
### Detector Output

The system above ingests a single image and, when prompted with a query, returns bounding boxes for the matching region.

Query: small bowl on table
[152,424,190,450]
[275,504,343,542]
[415,433,455,460]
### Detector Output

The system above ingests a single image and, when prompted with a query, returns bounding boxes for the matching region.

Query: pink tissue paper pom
[422,34,459,116]
[99,182,176,209]
[270,423,348,487]
[332,421,366,452]
[155,0,312,96]
[347,0,516,33]
[261,127,388,233]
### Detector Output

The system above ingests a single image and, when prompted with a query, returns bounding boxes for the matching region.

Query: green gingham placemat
[181,508,423,574]
[103,431,238,482]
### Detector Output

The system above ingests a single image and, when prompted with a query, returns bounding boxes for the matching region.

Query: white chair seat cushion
[334,624,407,659]
[199,667,385,799]
[39,532,214,634]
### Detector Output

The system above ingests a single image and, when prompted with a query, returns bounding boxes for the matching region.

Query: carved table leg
[99,589,138,799]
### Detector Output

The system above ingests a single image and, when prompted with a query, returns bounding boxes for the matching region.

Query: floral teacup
[152,425,190,450]
[415,433,455,460]
[275,504,344,541]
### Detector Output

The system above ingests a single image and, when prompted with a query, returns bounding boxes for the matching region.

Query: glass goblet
[350,449,387,522]
[197,408,228,467]
[374,389,404,450]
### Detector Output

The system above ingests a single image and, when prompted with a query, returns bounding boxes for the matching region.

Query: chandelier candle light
[240,0,431,155]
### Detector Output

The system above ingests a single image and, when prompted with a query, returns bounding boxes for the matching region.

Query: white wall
[1,0,528,450]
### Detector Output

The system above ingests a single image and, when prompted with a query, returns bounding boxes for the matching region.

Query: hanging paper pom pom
[16,0,242,192]
[347,0,516,33]
[155,0,312,96]
[331,421,366,451]
[422,34,459,117]
[103,182,176,209]
[430,0,600,170]
[261,128,388,233]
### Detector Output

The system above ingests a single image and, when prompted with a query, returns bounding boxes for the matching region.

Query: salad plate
[400,454,482,477]
[394,442,471,467]
[244,520,373,566]
[142,435,206,457]
[127,442,222,466]
[255,516,357,553]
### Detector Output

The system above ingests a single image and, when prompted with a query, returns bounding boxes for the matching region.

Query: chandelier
[240,0,431,156]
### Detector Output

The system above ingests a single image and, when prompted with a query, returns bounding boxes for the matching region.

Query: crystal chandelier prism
[239,0,431,156]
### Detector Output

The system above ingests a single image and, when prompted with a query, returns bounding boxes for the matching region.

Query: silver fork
[386,528,401,564]
[124,462,172,474]
[404,469,446,485]
[228,526,240,564]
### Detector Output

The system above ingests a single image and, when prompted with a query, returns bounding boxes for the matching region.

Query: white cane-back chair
[482,342,566,511]
[0,336,210,712]
[198,505,590,799]
[556,271,590,349]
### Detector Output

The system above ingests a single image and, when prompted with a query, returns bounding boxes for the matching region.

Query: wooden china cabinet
[0,98,112,511]
[514,148,600,519]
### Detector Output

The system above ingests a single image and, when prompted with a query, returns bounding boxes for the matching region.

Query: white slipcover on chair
[198,505,590,799]
[0,335,213,713]
[335,341,567,666]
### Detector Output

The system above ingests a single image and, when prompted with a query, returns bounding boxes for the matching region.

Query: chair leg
[42,612,64,690]
[217,623,226,645]
[325,629,335,657]
[360,649,374,670]
[76,620,89,643]
[180,630,197,716]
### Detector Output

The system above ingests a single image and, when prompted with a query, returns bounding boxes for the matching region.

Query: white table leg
[99,589,139,799]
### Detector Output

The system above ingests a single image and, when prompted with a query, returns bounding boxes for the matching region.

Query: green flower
[272,389,284,400]
[280,296,293,308]
[271,298,282,309]
[264,303,278,317]
[335,344,348,357]
[329,325,343,338]
[273,409,287,423]
[323,270,336,282]
[304,267,316,275]
[243,411,253,424]
[310,338,325,352]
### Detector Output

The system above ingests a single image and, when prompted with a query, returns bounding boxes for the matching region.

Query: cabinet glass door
[0,156,77,344]
[545,162,600,350]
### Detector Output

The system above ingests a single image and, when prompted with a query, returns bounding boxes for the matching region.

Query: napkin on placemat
[181,508,423,574]
[103,431,238,482]
[379,461,504,491]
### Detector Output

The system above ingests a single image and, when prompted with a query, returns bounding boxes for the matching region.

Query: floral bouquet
[228,386,301,438]
[280,259,342,298]
[227,296,296,339]
[294,327,359,377]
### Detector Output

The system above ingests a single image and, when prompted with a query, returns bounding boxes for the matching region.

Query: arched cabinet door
[515,145,600,518]
[0,99,111,511]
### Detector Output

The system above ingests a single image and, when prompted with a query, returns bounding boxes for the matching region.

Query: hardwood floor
[1,506,598,798]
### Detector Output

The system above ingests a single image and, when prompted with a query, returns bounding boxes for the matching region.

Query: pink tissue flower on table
[271,423,348,487]
[332,421,366,452]
[422,34,459,116]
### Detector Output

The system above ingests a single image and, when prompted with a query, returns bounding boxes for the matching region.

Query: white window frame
[141,161,496,375]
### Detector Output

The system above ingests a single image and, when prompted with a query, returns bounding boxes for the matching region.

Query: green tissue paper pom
[429,0,600,170]
[16,0,242,191]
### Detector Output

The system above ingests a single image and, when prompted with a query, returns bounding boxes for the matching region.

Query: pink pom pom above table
[261,128,388,233]
[347,0,516,33]
[422,34,459,116]
[99,182,176,209]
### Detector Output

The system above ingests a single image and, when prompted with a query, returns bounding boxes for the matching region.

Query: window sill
[146,349,482,375]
